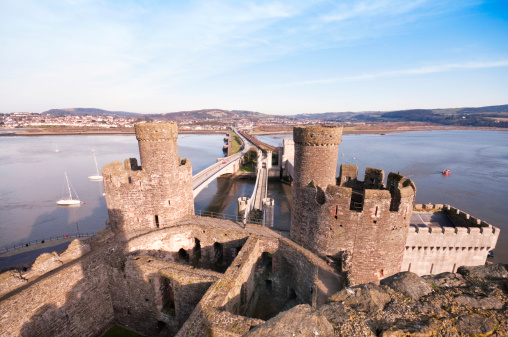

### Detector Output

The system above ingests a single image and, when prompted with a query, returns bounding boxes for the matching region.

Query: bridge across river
[192,128,253,197]
[192,129,274,226]
[238,149,274,226]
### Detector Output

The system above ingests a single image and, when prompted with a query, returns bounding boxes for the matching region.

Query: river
[1,130,507,263]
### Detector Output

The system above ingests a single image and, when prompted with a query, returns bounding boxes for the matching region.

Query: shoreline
[243,126,508,135]
[2,125,507,137]
[0,129,229,136]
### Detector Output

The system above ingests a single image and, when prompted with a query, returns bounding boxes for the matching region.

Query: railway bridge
[192,129,274,227]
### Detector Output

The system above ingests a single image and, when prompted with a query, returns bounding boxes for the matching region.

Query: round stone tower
[292,126,343,191]
[103,123,194,232]
[291,126,343,247]
[135,123,179,176]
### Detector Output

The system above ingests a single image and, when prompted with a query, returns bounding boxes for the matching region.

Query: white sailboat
[54,145,59,153]
[88,150,103,181]
[57,172,81,206]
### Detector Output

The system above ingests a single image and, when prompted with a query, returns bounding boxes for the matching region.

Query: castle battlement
[288,125,499,285]
[103,157,192,188]
[408,223,498,236]
[102,123,194,233]
[293,125,342,146]
[293,163,416,285]
[414,203,495,229]
[402,204,500,276]
[135,122,178,141]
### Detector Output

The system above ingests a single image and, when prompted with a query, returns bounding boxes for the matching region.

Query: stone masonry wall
[123,223,249,272]
[291,126,342,248]
[0,251,114,337]
[102,123,194,233]
[293,162,416,286]
[108,255,220,337]
[402,204,500,276]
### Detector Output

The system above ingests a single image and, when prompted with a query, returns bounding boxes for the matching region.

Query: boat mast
[65,172,73,200]
[92,150,100,176]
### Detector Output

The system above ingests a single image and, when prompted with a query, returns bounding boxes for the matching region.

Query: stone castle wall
[297,165,416,285]
[102,123,194,232]
[0,245,115,337]
[402,204,500,276]
[290,125,417,286]
[291,126,343,247]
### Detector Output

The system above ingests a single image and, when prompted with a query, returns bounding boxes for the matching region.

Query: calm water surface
[0,133,227,249]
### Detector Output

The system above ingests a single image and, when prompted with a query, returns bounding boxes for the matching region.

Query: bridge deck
[192,128,254,197]
[253,167,268,210]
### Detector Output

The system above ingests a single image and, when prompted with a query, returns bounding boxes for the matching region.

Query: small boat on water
[88,150,103,181]
[57,172,81,206]
[442,169,451,175]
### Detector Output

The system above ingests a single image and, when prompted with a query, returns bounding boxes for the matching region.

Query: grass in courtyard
[102,326,144,337]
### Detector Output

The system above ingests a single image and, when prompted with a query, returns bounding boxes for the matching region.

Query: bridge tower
[103,123,194,233]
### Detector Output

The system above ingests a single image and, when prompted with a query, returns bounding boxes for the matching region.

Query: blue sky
[1,0,507,115]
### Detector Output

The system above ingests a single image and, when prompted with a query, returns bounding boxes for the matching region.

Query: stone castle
[0,123,500,336]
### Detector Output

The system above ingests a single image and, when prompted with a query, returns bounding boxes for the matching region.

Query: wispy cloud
[281,60,508,86]
[0,0,505,113]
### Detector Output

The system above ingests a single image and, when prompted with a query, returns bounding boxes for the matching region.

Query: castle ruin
[103,123,194,232]
[0,123,500,337]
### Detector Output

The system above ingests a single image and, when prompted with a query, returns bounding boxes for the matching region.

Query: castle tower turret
[135,123,179,176]
[103,123,194,233]
[289,124,417,286]
[290,126,342,247]
[302,165,416,286]
[292,126,343,191]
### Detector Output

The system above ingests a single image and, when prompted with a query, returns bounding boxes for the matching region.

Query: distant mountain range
[42,104,508,127]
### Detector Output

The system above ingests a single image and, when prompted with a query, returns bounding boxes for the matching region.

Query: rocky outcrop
[327,283,391,312]
[246,304,335,337]
[246,264,508,337]
[457,263,508,279]
[380,271,433,300]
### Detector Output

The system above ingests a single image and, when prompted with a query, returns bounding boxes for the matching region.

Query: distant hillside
[43,108,268,120]
[43,108,141,117]
[376,105,508,127]
[454,104,508,114]
[153,109,268,120]
[292,111,362,120]
[311,104,508,128]
[41,104,508,128]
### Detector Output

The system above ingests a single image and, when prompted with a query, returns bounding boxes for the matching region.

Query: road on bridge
[192,128,255,195]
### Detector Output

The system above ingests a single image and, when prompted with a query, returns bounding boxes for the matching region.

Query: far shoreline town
[2,108,508,136]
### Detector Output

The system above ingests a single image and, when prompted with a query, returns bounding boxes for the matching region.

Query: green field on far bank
[231,131,243,154]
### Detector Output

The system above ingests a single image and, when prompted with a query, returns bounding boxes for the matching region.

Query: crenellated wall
[402,204,500,276]
[294,164,416,286]
[102,123,194,233]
